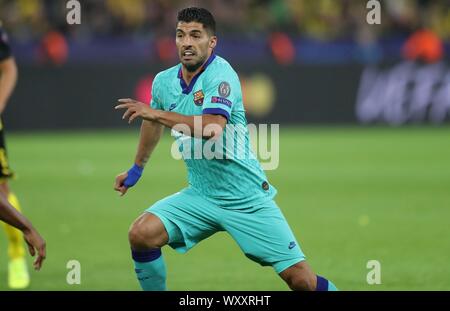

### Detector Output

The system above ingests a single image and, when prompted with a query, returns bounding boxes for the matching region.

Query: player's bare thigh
[128,213,169,250]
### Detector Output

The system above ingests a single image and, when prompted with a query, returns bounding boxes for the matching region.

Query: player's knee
[128,222,163,249]
[128,213,169,250]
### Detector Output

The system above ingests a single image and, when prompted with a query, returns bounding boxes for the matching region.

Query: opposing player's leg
[128,187,222,291]
[222,200,337,291]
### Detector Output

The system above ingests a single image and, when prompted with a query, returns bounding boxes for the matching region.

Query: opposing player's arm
[115,99,226,139]
[0,56,17,114]
[0,194,34,235]
[0,195,46,270]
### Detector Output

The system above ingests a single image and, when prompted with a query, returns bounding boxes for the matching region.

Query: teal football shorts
[146,187,305,273]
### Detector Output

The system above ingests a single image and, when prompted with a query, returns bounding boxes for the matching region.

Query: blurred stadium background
[0,0,449,290]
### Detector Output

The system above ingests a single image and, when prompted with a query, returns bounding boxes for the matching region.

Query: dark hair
[177,7,216,35]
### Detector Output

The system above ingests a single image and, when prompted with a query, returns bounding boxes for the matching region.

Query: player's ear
[209,36,217,50]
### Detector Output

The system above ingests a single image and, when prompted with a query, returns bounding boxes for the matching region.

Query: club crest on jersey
[193,90,205,106]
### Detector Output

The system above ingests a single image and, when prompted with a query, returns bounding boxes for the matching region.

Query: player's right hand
[114,172,129,196]
[114,164,144,196]
[23,228,46,271]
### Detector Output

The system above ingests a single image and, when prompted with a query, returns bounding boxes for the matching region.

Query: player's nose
[180,35,194,46]
[182,42,193,50]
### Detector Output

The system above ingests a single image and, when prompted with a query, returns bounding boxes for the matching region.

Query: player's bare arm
[0,56,18,114]
[134,120,164,168]
[115,98,226,139]
[114,119,163,197]
[0,195,46,270]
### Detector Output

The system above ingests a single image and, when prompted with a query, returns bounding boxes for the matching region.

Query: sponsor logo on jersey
[211,96,232,108]
[169,103,177,111]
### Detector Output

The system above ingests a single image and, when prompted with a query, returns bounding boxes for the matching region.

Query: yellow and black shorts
[0,119,14,181]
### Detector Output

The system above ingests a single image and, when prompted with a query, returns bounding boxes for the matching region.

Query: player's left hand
[115,98,157,123]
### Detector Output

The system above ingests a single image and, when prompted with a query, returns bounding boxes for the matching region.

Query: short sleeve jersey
[150,53,277,208]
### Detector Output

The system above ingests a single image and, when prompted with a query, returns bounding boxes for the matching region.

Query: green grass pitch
[0,126,449,290]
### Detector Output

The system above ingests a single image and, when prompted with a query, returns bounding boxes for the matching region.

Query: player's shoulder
[153,63,181,85]
[207,55,239,79]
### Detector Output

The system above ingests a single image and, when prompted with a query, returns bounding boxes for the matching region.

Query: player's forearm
[0,58,18,114]
[134,120,163,167]
[0,194,33,233]
[152,110,225,139]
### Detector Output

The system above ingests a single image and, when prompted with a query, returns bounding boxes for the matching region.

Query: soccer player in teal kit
[114,7,337,291]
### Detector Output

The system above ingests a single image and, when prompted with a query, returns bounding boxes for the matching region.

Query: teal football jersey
[150,53,276,208]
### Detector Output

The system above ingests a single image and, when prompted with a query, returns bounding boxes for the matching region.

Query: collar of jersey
[177,52,216,95]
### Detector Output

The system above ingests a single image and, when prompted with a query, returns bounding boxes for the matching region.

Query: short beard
[184,56,206,72]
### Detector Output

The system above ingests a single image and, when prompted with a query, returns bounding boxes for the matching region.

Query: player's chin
[180,57,197,68]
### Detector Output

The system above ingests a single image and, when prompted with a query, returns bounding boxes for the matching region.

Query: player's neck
[181,68,199,85]
[181,52,212,85]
